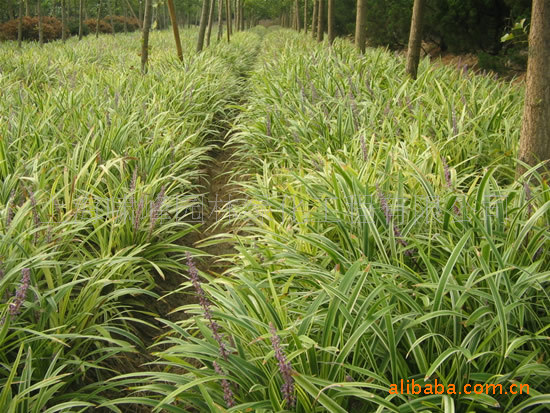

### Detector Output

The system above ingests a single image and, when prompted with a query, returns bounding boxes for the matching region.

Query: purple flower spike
[148,186,166,238]
[213,362,235,407]
[6,190,15,228]
[269,323,296,407]
[266,115,272,137]
[187,252,230,361]
[376,185,393,224]
[441,156,452,189]
[9,268,31,317]
[360,135,368,162]
[130,168,138,192]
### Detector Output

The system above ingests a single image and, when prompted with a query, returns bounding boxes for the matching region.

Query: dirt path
[115,138,244,413]
[185,145,240,277]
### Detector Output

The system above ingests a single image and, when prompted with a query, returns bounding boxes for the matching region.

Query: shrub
[67,18,89,36]
[84,18,113,34]
[0,16,63,42]
[477,51,506,72]
[104,15,141,32]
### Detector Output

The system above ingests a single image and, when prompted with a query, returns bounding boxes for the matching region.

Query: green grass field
[1,27,549,412]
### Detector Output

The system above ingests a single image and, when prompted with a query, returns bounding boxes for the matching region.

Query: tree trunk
[96,0,101,38]
[123,0,128,32]
[38,0,43,45]
[167,0,183,60]
[124,0,141,28]
[206,0,215,46]
[217,0,223,40]
[17,0,22,47]
[240,0,244,31]
[311,0,318,38]
[316,0,323,41]
[405,0,425,79]
[78,0,84,39]
[295,0,300,32]
[108,0,115,35]
[139,0,143,25]
[141,0,153,73]
[304,0,307,33]
[61,0,67,41]
[355,0,367,53]
[225,0,231,40]
[235,0,239,30]
[518,0,550,177]
[196,0,209,52]
[328,0,334,44]
[25,0,29,15]
[233,0,237,30]
[234,0,239,31]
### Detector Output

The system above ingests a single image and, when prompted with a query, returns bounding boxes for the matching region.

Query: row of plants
[0,15,140,42]
[0,29,262,411]
[123,30,550,411]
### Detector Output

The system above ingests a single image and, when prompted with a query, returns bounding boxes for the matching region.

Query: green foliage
[360,0,532,52]
[67,18,89,36]
[100,30,550,412]
[0,29,246,409]
[477,51,505,72]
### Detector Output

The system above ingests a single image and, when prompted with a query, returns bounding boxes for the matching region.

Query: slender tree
[25,0,29,15]
[17,0,22,48]
[295,0,300,32]
[61,0,67,41]
[316,0,323,41]
[235,0,239,31]
[225,0,231,41]
[240,0,244,31]
[96,0,102,38]
[123,0,128,32]
[405,0,425,79]
[355,0,367,53]
[141,0,153,73]
[108,0,115,35]
[196,0,209,52]
[328,0,334,44]
[518,0,550,176]
[311,0,317,38]
[233,0,237,30]
[206,0,215,45]
[124,0,141,28]
[78,0,84,40]
[217,0,223,40]
[38,0,43,45]
[291,0,296,29]
[304,0,307,33]
[167,0,183,60]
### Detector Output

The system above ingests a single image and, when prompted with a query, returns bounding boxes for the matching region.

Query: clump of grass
[130,29,549,412]
[0,28,259,409]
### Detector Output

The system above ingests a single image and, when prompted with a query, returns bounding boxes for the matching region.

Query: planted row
[133,30,550,412]
[0,29,260,410]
